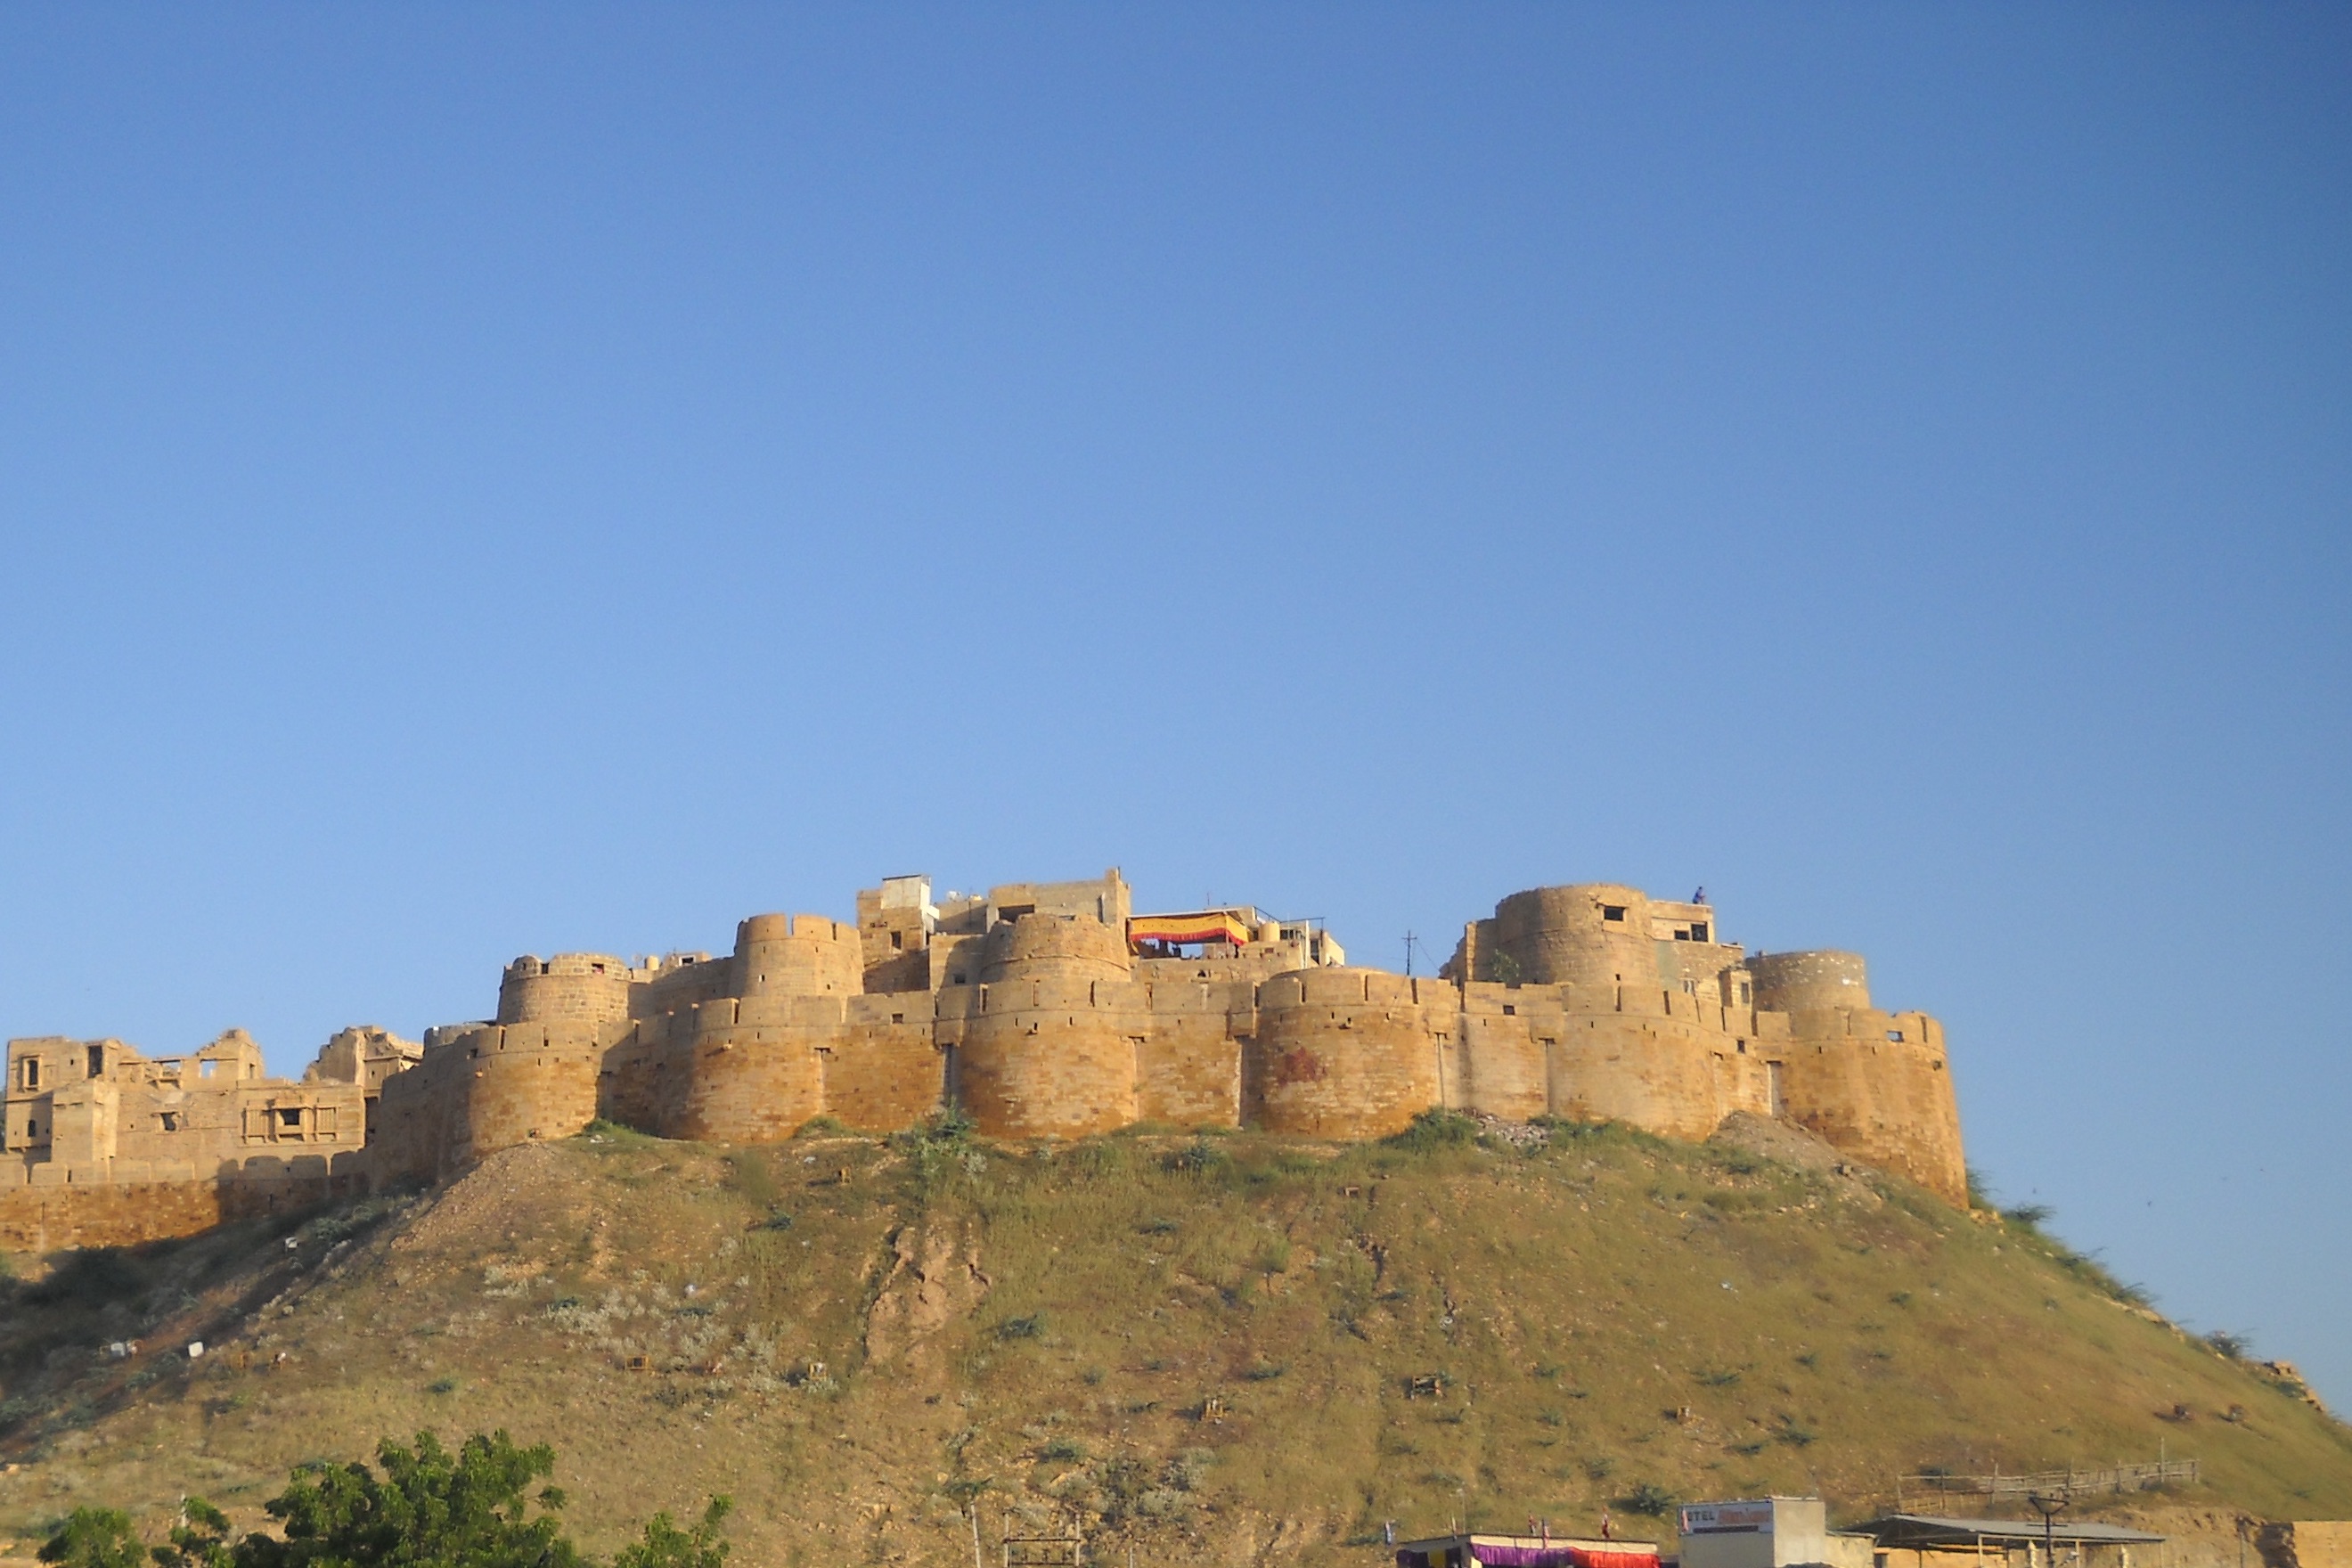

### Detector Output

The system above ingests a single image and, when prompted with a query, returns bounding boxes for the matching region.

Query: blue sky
[2,7,2347,1412]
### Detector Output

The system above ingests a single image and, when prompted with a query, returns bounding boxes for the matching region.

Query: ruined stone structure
[0,1026,403,1248]
[3,870,1969,1247]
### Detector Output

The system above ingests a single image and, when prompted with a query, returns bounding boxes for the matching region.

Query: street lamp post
[2029,1493,2070,1568]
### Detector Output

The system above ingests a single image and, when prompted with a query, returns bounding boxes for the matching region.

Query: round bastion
[959,914,1142,1139]
[1748,950,1871,1014]
[1253,968,1438,1139]
[496,953,633,1025]
[978,911,1132,983]
[1488,884,1658,988]
[736,913,862,999]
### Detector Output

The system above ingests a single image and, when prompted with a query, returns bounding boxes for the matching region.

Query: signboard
[1679,1502,1775,1537]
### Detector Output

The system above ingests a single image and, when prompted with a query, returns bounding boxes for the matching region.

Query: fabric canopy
[1130,911,1254,947]
[1398,1548,1656,1568]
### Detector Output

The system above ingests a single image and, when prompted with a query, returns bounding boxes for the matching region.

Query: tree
[612,1499,732,1568]
[151,1500,233,1568]
[36,1508,143,1568]
[39,1431,729,1568]
[233,1430,586,1568]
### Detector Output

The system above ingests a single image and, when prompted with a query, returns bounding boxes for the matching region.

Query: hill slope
[1,1118,2346,1566]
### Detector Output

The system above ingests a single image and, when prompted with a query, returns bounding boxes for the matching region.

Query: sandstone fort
[1,871,1965,1247]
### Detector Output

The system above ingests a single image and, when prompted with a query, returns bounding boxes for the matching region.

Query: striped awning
[1129,911,1254,948]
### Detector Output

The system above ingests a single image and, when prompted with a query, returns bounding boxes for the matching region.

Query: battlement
[4,870,1972,1246]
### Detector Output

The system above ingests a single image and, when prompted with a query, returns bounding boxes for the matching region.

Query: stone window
[199,1059,216,1080]
[1885,1028,1905,1042]
[1738,982,1752,1003]
[1689,922,1709,943]
[277,1107,304,1135]
[1502,1005,1516,1017]
[19,1058,37,1090]
[890,931,904,950]
[316,1107,339,1139]
[86,1045,104,1077]
[159,1111,180,1132]
[1601,905,1627,922]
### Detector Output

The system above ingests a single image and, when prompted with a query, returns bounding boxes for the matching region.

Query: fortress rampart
[4,868,1971,1247]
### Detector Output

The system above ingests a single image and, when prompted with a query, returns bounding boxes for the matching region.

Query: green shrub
[1384,1109,1481,1152]
[1620,1482,1675,1515]
[1162,1139,1232,1177]
[37,1507,143,1568]
[110,1429,735,1568]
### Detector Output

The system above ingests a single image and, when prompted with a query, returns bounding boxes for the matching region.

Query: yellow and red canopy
[1128,911,1254,949]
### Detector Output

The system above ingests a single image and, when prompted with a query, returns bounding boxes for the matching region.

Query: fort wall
[0,871,1974,1247]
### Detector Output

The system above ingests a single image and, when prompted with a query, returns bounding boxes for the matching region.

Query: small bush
[2002,1202,2054,1230]
[426,1376,459,1394]
[1620,1482,1674,1515]
[1384,1109,1481,1153]
[995,1314,1045,1342]
[1038,1438,1087,1463]
[2205,1329,2253,1360]
[793,1115,848,1139]
[1163,1139,1232,1178]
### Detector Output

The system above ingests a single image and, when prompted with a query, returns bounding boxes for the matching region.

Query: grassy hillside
[1,1115,2345,1568]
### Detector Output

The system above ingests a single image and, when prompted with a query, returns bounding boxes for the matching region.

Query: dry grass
[0,1122,2345,1568]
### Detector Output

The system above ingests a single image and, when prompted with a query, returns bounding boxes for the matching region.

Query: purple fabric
[1469,1549,1584,1568]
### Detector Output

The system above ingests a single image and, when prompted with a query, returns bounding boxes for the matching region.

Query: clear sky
[3,7,2347,1413]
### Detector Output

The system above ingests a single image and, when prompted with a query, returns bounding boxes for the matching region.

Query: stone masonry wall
[0,878,1975,1253]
